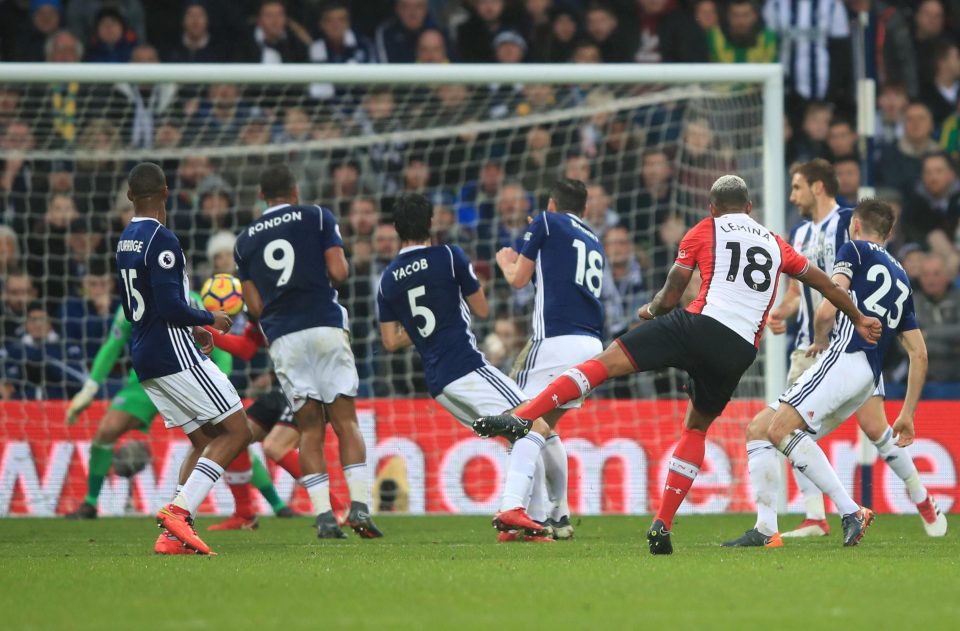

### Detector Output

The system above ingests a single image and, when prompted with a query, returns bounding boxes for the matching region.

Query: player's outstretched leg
[326,395,383,539]
[722,408,783,548]
[67,410,142,519]
[542,433,573,539]
[493,427,549,535]
[769,408,874,547]
[249,453,295,517]
[158,411,252,555]
[856,398,947,537]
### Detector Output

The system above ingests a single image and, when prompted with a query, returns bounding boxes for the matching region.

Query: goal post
[0,62,787,516]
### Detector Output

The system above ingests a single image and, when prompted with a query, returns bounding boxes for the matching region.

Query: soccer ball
[112,441,151,478]
[201,274,244,315]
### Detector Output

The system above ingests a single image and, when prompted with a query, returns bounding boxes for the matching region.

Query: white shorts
[512,335,603,409]
[142,360,243,434]
[772,350,876,435]
[780,348,884,404]
[436,365,527,428]
[269,326,359,411]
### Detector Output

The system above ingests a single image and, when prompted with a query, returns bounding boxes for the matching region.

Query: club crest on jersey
[678,248,687,259]
[158,250,176,269]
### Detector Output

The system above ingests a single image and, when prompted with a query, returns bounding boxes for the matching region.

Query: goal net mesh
[0,77,777,516]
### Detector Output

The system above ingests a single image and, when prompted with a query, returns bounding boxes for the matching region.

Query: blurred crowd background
[0,0,957,401]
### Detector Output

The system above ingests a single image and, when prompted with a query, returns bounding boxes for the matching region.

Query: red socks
[517,359,609,420]
[275,449,302,480]
[655,427,706,530]
[225,450,255,518]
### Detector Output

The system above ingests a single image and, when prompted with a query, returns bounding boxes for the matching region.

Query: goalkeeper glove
[66,380,99,425]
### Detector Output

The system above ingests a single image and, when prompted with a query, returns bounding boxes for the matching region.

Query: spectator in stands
[0,225,21,277]
[206,230,238,276]
[430,193,462,245]
[920,40,960,126]
[876,102,938,195]
[0,86,20,135]
[493,29,527,64]
[826,117,859,162]
[15,0,62,61]
[522,0,553,58]
[0,272,36,338]
[630,148,672,241]
[519,126,561,199]
[706,0,778,64]
[353,87,405,191]
[7,300,85,399]
[83,7,137,63]
[585,1,634,63]
[914,0,948,86]
[571,40,601,63]
[676,116,732,211]
[537,4,580,63]
[27,193,79,301]
[165,2,226,63]
[562,154,592,184]
[580,87,614,159]
[694,0,719,31]
[652,211,687,286]
[36,30,87,147]
[416,28,448,63]
[787,101,832,164]
[169,154,212,212]
[67,0,145,44]
[763,0,852,121]
[0,120,35,221]
[875,83,909,149]
[179,174,245,259]
[189,83,262,146]
[111,44,179,149]
[602,224,647,338]
[375,0,434,63]
[64,215,109,292]
[459,0,522,63]
[913,254,960,382]
[345,196,379,243]
[583,182,620,236]
[321,156,375,216]
[902,152,960,245]
[834,155,862,207]
[849,0,919,98]
[60,263,116,359]
[634,0,709,63]
[371,222,400,289]
[309,1,377,100]
[236,0,308,64]
[479,181,530,259]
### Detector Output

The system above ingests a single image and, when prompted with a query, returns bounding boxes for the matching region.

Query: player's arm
[207,321,264,361]
[325,246,349,286]
[638,264,693,320]
[496,247,535,289]
[380,321,413,352]
[66,305,129,424]
[240,280,263,319]
[768,278,801,335]
[892,328,928,447]
[465,287,489,319]
[796,264,880,343]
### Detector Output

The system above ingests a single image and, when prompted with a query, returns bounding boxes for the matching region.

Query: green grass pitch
[1,514,958,630]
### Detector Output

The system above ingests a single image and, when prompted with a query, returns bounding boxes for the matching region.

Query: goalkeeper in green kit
[65,295,293,520]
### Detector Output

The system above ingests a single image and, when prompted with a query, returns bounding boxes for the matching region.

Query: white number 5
[264,238,295,286]
[407,286,436,337]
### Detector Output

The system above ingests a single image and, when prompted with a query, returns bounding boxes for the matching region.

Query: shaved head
[128,162,166,199]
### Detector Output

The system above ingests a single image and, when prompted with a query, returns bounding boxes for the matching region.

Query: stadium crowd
[0,0,958,399]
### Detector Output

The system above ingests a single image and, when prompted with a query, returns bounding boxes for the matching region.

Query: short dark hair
[854,198,896,238]
[550,178,588,215]
[128,162,166,199]
[259,164,297,200]
[791,158,839,197]
[392,193,433,242]
[922,150,957,173]
[321,0,349,15]
[829,116,855,131]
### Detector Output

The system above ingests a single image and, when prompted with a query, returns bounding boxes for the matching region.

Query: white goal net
[0,63,786,516]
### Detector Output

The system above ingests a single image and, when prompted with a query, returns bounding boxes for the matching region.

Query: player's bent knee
[531,417,551,438]
[597,343,633,379]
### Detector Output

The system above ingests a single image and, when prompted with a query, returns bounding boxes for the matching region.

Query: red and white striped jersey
[675,213,809,348]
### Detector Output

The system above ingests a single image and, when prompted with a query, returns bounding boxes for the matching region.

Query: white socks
[302,472,331,514]
[873,427,927,503]
[343,463,369,506]
[526,457,548,523]
[174,457,223,516]
[793,466,827,520]
[747,440,780,536]
[500,433,546,511]
[542,433,570,521]
[777,431,859,516]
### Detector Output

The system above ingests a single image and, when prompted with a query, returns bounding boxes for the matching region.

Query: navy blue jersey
[519,212,605,340]
[377,245,486,396]
[115,217,214,381]
[830,240,919,381]
[234,204,348,342]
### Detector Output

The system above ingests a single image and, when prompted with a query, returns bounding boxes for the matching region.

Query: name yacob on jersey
[391,258,429,281]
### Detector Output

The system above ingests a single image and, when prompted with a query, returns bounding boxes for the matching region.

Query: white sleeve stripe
[853,244,862,265]
[543,214,550,235]
[143,224,162,260]
[446,245,455,277]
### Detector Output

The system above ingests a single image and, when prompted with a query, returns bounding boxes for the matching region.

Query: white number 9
[264,238,295,287]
